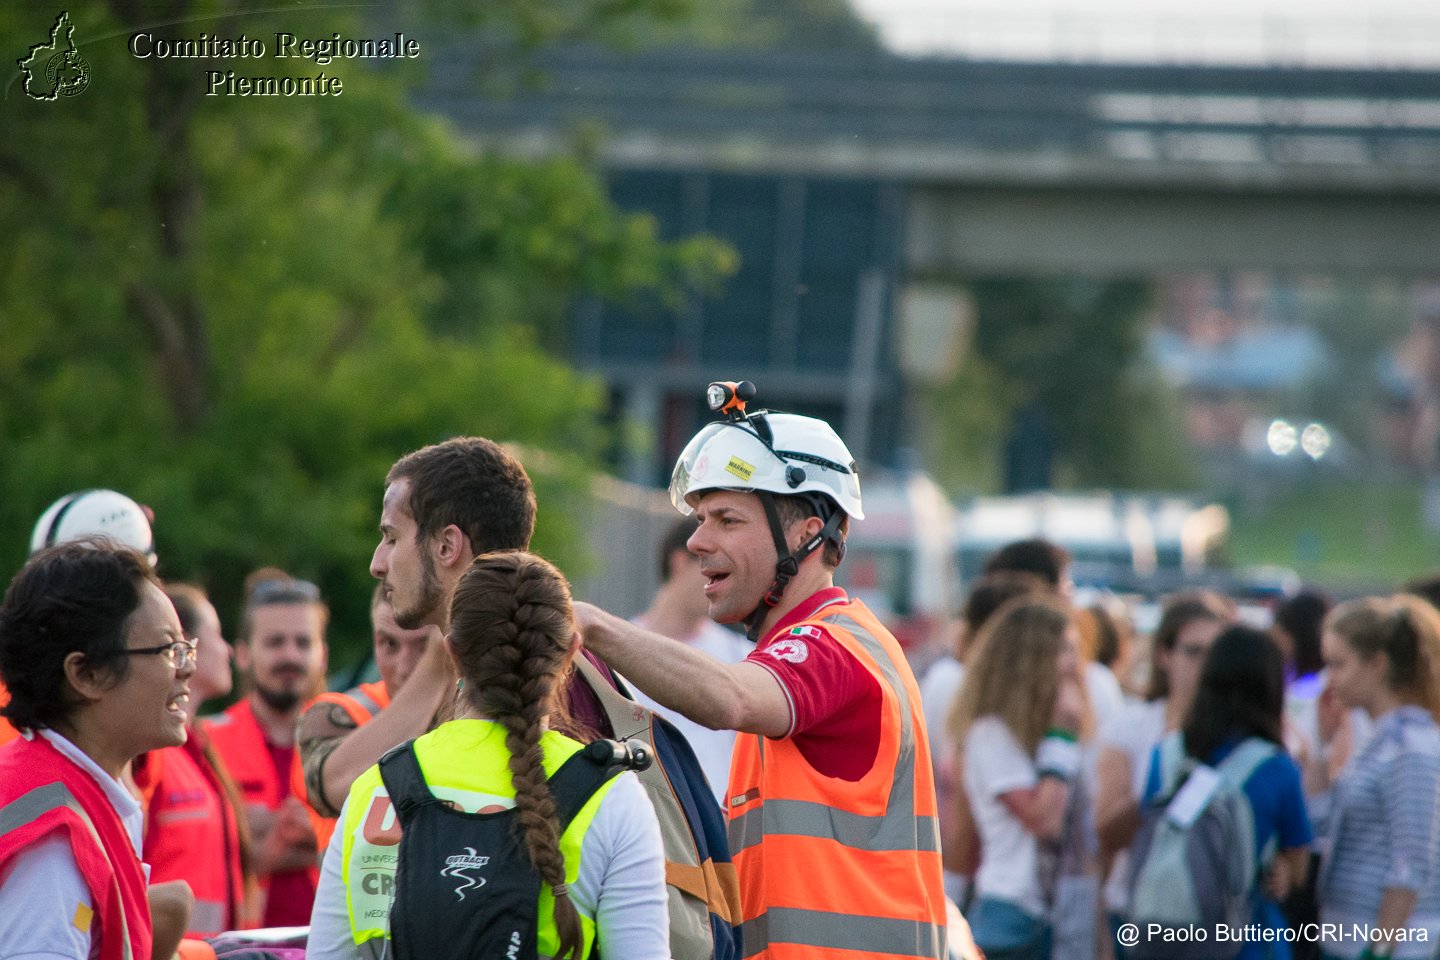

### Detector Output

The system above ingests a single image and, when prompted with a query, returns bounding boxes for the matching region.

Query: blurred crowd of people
[920,536,1440,960]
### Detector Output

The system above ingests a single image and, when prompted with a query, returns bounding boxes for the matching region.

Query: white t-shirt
[1084,663,1126,737]
[1096,697,1168,912]
[0,729,146,960]
[919,656,965,768]
[308,769,669,960]
[630,616,749,804]
[964,714,1045,917]
[920,657,969,903]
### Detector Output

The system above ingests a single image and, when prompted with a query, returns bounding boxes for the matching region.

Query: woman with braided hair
[308,551,669,960]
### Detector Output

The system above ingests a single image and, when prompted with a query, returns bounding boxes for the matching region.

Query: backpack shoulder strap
[574,654,651,742]
[1156,731,1193,798]
[1215,737,1279,791]
[378,739,434,825]
[548,743,623,830]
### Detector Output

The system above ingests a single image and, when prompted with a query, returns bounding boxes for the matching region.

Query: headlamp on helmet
[669,384,864,521]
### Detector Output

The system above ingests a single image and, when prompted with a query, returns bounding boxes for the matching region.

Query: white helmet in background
[30,489,157,565]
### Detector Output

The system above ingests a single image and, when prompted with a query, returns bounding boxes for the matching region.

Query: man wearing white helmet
[577,381,947,960]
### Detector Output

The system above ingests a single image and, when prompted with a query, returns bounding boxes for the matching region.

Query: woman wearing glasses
[0,541,197,960]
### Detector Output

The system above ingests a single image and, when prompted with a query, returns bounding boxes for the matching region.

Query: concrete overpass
[421,47,1440,276]
[416,47,1440,480]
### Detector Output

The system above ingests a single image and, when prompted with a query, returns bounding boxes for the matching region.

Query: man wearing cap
[577,381,947,960]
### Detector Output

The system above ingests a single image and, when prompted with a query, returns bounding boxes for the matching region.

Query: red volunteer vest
[0,735,152,960]
[204,699,319,912]
[728,594,947,960]
[134,725,246,936]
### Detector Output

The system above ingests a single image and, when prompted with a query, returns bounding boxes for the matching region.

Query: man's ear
[63,650,113,705]
[234,641,251,674]
[435,524,470,571]
[790,515,825,554]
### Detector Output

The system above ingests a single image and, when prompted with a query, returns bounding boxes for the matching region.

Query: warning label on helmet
[725,456,755,482]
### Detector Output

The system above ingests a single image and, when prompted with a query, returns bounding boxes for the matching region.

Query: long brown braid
[448,550,585,960]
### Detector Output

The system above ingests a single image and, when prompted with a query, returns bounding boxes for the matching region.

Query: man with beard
[307,437,543,813]
[206,569,328,927]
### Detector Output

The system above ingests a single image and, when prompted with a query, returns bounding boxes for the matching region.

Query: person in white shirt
[951,594,1094,960]
[630,518,750,805]
[926,571,1048,903]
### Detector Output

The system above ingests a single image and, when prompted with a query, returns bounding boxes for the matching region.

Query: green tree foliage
[923,277,1197,493]
[0,3,732,659]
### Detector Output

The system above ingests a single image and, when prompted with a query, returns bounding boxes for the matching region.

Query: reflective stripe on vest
[728,601,946,960]
[317,681,390,729]
[0,771,139,960]
[742,907,947,959]
[730,612,939,858]
[339,720,613,958]
[187,900,226,937]
[0,781,77,833]
[350,686,382,717]
[139,739,244,936]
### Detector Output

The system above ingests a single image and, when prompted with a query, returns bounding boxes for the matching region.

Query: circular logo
[766,638,809,664]
[46,49,89,97]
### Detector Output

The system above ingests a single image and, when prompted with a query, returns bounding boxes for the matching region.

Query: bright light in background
[1301,423,1332,459]
[850,0,1440,68]
[1264,419,1332,458]
[1268,419,1298,456]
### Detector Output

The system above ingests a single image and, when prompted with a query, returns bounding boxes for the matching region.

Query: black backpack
[378,737,648,960]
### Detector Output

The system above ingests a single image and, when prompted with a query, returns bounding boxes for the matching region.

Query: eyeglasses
[248,578,322,606]
[113,639,198,669]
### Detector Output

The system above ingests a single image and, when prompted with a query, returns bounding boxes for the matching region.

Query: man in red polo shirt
[577,381,948,960]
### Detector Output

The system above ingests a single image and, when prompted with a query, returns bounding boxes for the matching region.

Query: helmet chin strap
[742,492,847,643]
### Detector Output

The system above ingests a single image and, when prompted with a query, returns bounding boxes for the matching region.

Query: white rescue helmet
[669,403,864,520]
[30,489,157,566]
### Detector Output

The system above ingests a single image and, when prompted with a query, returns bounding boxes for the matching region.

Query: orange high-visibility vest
[728,596,947,960]
[293,681,391,850]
